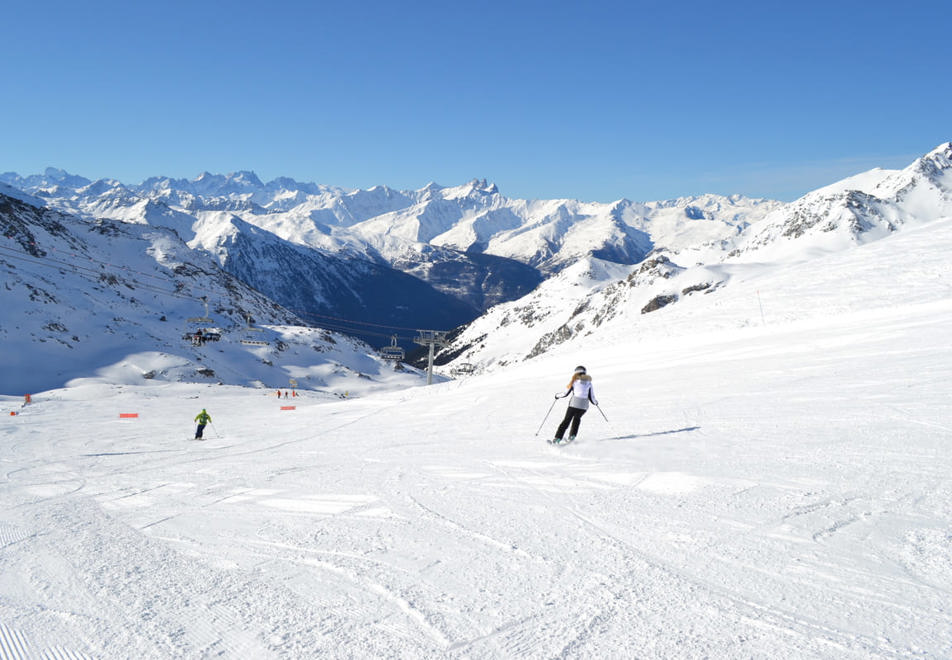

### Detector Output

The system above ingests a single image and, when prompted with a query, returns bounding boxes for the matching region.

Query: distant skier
[551,366,598,444]
[194,408,212,440]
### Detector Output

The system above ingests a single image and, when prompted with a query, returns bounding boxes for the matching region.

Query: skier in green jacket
[194,409,212,439]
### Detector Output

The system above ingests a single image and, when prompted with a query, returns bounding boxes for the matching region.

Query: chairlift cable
[2,240,452,341]
[0,244,200,303]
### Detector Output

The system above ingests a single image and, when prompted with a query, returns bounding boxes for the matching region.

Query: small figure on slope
[194,408,212,440]
[551,366,598,444]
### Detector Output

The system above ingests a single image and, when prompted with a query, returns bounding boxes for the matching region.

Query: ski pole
[210,422,220,438]
[595,404,621,436]
[534,398,559,436]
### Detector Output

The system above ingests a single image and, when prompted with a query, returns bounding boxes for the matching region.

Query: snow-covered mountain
[0,169,779,346]
[3,142,949,383]
[0,191,429,395]
[432,143,952,372]
[732,143,952,260]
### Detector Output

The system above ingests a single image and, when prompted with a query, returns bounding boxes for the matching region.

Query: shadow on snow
[602,426,701,441]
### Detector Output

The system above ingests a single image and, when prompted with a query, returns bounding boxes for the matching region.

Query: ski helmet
[574,365,587,375]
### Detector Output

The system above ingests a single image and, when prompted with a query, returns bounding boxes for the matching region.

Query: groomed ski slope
[2,223,951,658]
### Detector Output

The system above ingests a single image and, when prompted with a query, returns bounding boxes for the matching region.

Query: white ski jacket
[561,374,597,410]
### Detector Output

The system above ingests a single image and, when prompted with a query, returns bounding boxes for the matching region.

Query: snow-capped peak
[908,141,952,183]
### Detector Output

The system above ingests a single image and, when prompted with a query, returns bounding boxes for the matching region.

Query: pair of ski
[546,436,576,446]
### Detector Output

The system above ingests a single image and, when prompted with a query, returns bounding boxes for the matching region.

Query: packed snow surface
[2,234,951,658]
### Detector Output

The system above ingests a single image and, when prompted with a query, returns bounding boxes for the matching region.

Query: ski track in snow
[481,458,898,658]
[2,296,952,657]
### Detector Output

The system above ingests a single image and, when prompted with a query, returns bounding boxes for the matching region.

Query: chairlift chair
[184,298,216,344]
[380,335,405,361]
[451,362,475,376]
[239,314,270,346]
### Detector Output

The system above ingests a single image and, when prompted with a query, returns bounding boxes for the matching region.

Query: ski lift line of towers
[4,239,459,379]
[184,300,472,384]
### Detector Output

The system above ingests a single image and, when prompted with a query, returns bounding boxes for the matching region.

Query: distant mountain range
[0,168,782,345]
[2,142,949,388]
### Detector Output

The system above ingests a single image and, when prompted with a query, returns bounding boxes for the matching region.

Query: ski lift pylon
[186,297,214,324]
[379,335,405,361]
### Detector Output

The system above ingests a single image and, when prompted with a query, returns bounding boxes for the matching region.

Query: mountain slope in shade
[207,215,482,344]
[0,192,429,394]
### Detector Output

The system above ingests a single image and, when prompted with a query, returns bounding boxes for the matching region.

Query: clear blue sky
[3,0,949,202]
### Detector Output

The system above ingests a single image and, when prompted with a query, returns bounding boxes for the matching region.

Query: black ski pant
[555,406,586,439]
[195,424,206,439]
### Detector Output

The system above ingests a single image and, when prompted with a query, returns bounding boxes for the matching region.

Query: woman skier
[550,366,598,444]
